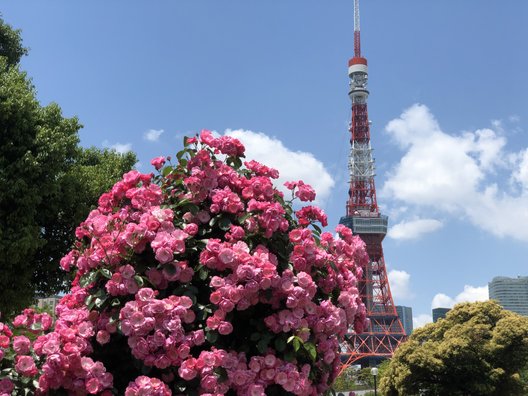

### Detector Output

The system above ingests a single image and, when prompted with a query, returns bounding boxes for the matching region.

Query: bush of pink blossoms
[0,131,367,395]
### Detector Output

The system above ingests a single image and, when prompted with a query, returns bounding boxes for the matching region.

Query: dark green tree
[0,18,136,317]
[0,17,27,66]
[380,300,528,396]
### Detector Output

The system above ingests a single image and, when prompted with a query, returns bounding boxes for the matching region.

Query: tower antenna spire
[354,0,361,57]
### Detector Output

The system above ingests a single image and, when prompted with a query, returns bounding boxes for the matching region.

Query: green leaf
[232,156,242,169]
[250,332,261,342]
[206,331,218,343]
[111,298,121,307]
[237,212,252,224]
[263,288,273,301]
[303,342,317,361]
[85,294,94,307]
[95,295,108,308]
[162,165,173,177]
[196,309,207,321]
[79,270,98,287]
[30,321,42,331]
[199,268,209,281]
[214,366,228,382]
[292,337,301,352]
[100,268,112,279]
[274,337,287,352]
[218,216,232,231]
[134,275,144,287]
[284,350,296,362]
[209,216,218,227]
[177,147,187,159]
[257,338,269,354]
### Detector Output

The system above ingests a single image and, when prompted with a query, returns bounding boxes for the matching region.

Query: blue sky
[3,1,528,327]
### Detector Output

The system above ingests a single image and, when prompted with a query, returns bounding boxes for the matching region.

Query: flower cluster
[177,349,314,396]
[33,298,114,394]
[12,308,53,334]
[125,376,171,396]
[0,131,367,395]
[120,288,205,369]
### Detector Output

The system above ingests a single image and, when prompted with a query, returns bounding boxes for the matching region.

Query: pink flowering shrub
[0,131,367,395]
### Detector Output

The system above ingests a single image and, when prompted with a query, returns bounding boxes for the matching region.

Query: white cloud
[413,314,432,329]
[512,148,528,191]
[431,285,488,309]
[509,114,520,123]
[382,104,528,241]
[388,270,413,300]
[431,293,455,309]
[103,140,133,154]
[413,285,489,331]
[224,129,335,205]
[388,218,443,240]
[144,129,164,142]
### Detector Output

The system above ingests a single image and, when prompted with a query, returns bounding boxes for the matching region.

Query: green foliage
[32,146,136,299]
[333,362,391,393]
[357,366,376,388]
[0,17,136,317]
[380,300,528,396]
[332,366,358,391]
[375,359,390,388]
[0,17,27,66]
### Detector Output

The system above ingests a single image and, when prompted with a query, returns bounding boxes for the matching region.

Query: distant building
[489,276,528,316]
[396,305,413,335]
[432,307,450,322]
[37,296,61,314]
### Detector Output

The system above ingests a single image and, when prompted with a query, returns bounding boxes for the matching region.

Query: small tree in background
[332,366,358,391]
[380,300,528,396]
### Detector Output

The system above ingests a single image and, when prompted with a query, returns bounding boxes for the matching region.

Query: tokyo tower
[339,0,406,367]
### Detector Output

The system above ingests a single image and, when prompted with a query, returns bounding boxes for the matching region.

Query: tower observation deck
[339,0,406,368]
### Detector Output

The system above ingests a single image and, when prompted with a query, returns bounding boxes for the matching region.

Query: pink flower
[125,376,171,396]
[179,358,197,380]
[218,321,233,335]
[15,355,38,377]
[184,223,198,236]
[218,248,235,264]
[200,129,215,145]
[120,264,136,279]
[264,354,276,367]
[12,335,31,355]
[248,384,266,396]
[151,156,166,170]
[123,170,142,186]
[0,379,14,394]
[295,180,316,202]
[96,330,111,345]
[86,377,102,394]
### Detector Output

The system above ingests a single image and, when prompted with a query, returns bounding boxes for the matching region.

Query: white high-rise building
[488,276,528,316]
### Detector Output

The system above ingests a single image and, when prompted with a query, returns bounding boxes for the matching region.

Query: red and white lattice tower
[339,0,406,367]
